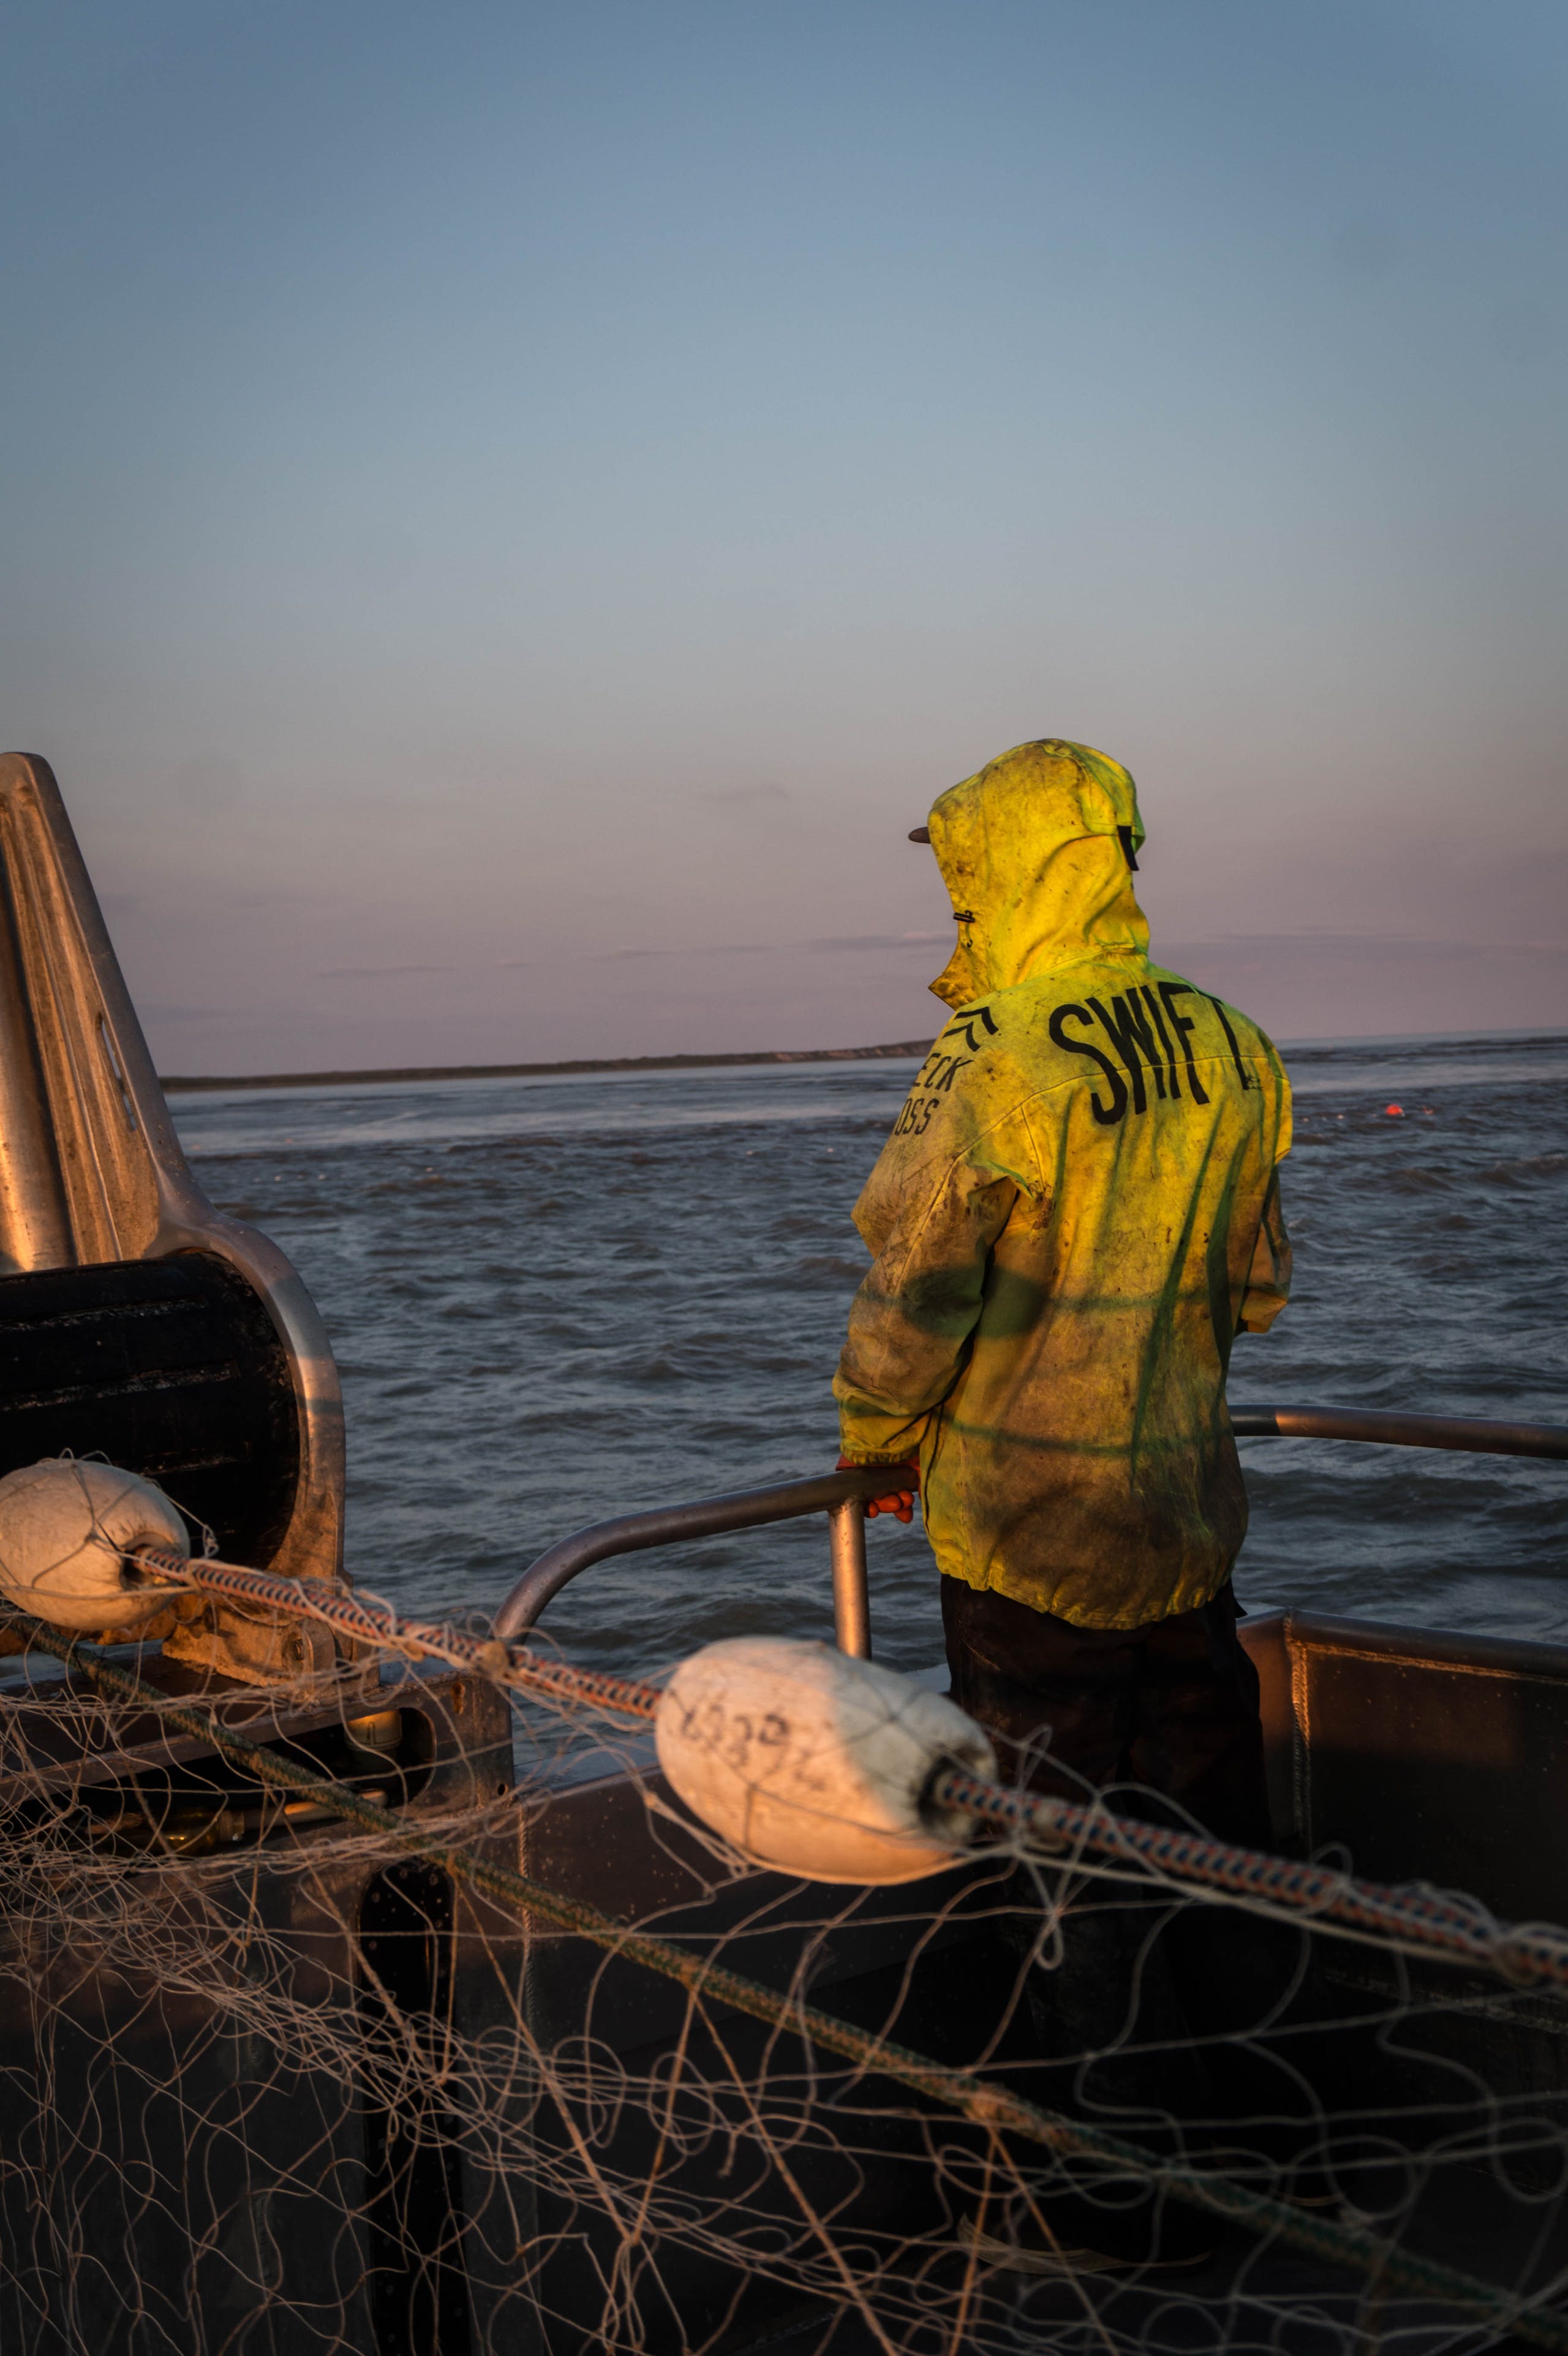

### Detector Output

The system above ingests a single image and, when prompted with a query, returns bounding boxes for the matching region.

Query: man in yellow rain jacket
[834,736,1295,2268]
[835,736,1292,1843]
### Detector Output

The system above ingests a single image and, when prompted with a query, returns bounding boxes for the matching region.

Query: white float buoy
[655,1637,997,1884]
[0,1458,191,1631]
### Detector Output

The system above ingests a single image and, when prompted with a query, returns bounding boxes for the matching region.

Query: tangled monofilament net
[2,1584,1567,2356]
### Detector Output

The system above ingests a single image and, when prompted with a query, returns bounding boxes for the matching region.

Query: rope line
[132,1549,660,1721]
[932,1765,1568,1993]
[124,1552,1568,1998]
[18,1620,1568,2354]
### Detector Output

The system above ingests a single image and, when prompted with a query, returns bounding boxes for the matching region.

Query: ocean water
[169,1029,1568,1685]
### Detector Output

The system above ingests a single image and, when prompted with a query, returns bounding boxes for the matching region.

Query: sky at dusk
[2,0,1564,1073]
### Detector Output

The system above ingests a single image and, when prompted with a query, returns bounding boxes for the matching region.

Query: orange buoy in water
[1384,1103,1405,1117]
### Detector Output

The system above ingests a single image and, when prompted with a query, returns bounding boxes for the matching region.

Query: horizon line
[159,1040,936,1093]
[159,1025,1568,1097]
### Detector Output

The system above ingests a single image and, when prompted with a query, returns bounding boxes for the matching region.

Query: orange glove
[836,1457,919,1523]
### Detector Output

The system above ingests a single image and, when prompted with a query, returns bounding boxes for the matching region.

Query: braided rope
[933,1765,1568,1991]
[21,1622,1568,2354]
[127,1550,1568,1995]
[131,1549,659,1721]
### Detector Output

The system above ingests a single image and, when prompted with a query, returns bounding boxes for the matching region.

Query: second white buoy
[655,1636,996,1884]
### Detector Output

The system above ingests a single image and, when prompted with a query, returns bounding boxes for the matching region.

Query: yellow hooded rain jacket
[834,739,1291,1631]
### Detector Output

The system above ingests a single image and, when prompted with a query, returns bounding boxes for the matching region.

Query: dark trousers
[941,1579,1305,2256]
[941,1575,1272,1846]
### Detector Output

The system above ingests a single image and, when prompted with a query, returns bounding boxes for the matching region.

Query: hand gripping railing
[491,1404,1567,1655]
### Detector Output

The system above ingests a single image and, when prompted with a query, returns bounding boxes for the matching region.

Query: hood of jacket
[925,739,1148,1008]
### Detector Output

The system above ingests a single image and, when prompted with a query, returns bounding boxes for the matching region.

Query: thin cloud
[601,941,774,959]
[599,931,946,961]
[809,932,949,953]
[1159,932,1567,960]
[320,963,456,979]
[695,782,793,807]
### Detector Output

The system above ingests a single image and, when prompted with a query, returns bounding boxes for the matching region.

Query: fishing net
[2,1582,1567,2356]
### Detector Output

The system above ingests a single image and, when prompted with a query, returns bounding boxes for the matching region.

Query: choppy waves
[171,1030,1568,1677]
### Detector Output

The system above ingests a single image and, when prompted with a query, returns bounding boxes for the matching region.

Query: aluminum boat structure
[0,748,1565,2355]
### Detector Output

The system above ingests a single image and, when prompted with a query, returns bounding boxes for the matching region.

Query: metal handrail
[491,1405,1567,1652]
[491,1465,918,1654]
[1231,1404,1568,1459]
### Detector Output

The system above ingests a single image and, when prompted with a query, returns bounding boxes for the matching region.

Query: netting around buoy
[3,1472,1568,2352]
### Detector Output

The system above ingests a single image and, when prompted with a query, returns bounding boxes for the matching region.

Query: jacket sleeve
[833,1146,1020,1467]
[1237,1168,1292,1335]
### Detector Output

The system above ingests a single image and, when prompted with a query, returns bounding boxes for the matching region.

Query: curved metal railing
[492,1405,1568,1655]
[1229,1403,1568,1457]
[492,1465,911,1654]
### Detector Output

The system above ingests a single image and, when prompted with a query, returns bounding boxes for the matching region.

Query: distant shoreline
[157,1024,1568,1096]
[159,1040,935,1094]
